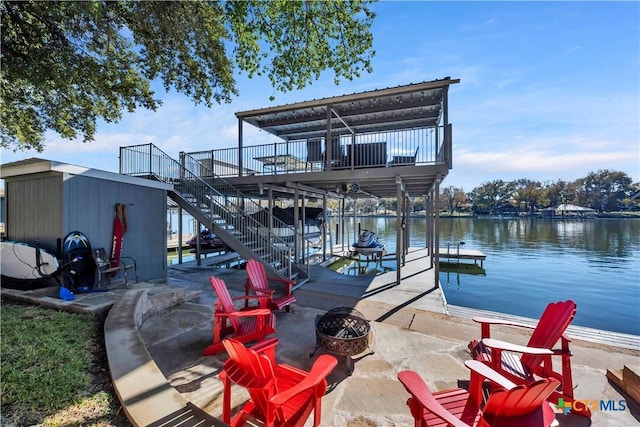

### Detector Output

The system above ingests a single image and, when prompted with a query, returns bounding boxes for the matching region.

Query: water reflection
[332,257,395,276]
[328,216,640,335]
[441,263,487,289]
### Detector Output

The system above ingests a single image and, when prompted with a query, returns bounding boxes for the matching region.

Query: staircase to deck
[120,143,308,284]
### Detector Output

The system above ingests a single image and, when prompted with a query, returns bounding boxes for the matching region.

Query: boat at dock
[249,206,326,246]
[351,230,387,258]
[186,230,228,252]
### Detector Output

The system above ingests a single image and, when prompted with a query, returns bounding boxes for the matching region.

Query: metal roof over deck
[236,78,459,141]
[228,77,460,200]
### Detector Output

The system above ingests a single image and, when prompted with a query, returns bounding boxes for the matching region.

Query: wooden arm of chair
[466,360,524,408]
[270,355,337,407]
[244,278,276,294]
[245,285,276,296]
[267,277,296,285]
[550,349,573,356]
[251,337,279,352]
[399,361,523,427]
[218,308,272,319]
[482,338,555,355]
[397,370,468,427]
[231,295,271,303]
[561,333,572,345]
[243,279,275,309]
[472,316,536,339]
[465,360,518,392]
[267,277,296,292]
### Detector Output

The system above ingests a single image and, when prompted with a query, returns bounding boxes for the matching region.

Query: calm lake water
[330,216,640,336]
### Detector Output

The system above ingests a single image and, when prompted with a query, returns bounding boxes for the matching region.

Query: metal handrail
[120,143,296,275]
[179,151,295,234]
[187,126,445,179]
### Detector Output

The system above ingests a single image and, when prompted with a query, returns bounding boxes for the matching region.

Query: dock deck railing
[188,125,448,178]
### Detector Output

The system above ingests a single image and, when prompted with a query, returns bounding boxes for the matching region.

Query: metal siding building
[1,158,171,281]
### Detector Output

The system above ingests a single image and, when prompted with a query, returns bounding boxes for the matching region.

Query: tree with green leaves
[1,0,375,151]
[543,179,575,207]
[512,178,544,214]
[411,196,426,213]
[577,169,634,212]
[468,180,515,215]
[378,197,396,214]
[439,186,467,214]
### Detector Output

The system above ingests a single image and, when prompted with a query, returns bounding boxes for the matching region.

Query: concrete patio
[139,255,639,426]
[3,251,639,426]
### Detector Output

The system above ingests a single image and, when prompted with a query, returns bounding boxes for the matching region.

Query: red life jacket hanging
[110,203,128,276]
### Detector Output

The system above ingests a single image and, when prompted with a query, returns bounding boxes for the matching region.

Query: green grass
[1,301,127,426]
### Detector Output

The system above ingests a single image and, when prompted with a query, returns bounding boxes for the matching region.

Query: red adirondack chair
[203,276,276,356]
[244,259,296,312]
[398,360,560,427]
[219,338,338,427]
[468,300,588,417]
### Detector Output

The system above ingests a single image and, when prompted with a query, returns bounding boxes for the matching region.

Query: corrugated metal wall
[5,171,167,282]
[5,172,64,251]
[62,174,167,281]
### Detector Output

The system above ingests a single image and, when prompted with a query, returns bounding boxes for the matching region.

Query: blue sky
[2,1,639,192]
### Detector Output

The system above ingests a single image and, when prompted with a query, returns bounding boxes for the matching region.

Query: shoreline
[333,212,640,219]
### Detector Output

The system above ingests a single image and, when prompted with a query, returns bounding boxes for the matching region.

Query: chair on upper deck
[203,276,276,356]
[346,141,387,167]
[220,338,337,427]
[306,138,324,171]
[244,259,296,313]
[468,300,589,418]
[390,147,419,166]
[327,136,345,166]
[398,360,560,427]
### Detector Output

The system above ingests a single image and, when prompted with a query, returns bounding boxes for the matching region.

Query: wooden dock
[196,251,241,268]
[437,247,486,267]
[167,234,194,250]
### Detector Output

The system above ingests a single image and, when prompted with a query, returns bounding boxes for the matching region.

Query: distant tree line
[438,169,639,215]
[319,169,638,215]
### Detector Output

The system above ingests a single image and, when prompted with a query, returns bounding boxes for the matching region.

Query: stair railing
[120,143,297,275]
[179,151,296,234]
[181,151,321,269]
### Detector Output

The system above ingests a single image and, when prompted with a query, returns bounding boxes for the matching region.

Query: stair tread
[167,161,307,283]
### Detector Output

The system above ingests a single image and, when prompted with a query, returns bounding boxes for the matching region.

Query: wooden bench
[607,366,640,406]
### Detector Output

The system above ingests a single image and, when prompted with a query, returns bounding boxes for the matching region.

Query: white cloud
[457,149,631,173]
[447,139,638,190]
